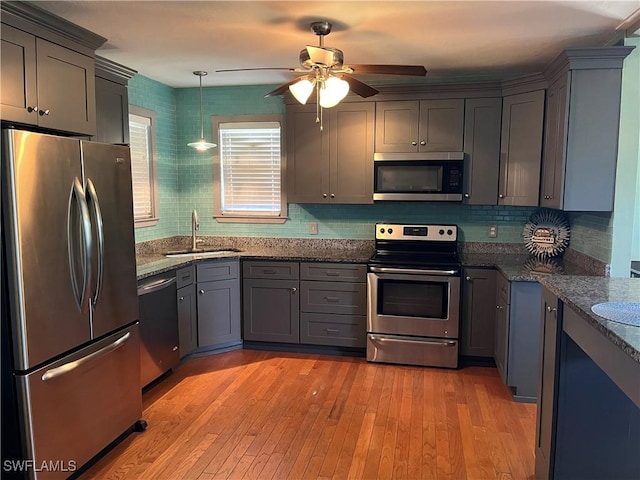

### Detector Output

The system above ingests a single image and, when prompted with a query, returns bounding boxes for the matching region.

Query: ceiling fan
[216,21,427,108]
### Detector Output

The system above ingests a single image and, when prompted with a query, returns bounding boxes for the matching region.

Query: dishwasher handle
[137,276,176,295]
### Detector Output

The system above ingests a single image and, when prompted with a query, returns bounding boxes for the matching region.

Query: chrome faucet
[191,209,200,252]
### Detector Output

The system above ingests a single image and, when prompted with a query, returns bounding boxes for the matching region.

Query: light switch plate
[488,225,498,238]
[309,222,318,235]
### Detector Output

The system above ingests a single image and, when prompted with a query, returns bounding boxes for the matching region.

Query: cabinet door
[329,102,374,203]
[418,99,464,152]
[35,38,96,135]
[0,25,37,124]
[498,90,545,206]
[243,278,299,343]
[287,104,330,203]
[535,288,561,480]
[177,284,197,357]
[197,278,241,347]
[494,300,509,383]
[460,268,498,357]
[95,76,129,144]
[463,98,502,204]
[540,74,569,209]
[374,100,419,153]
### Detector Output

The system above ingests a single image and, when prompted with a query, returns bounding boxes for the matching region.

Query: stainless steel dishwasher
[137,271,179,388]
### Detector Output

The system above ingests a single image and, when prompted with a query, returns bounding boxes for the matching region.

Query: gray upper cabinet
[95,56,136,144]
[462,98,502,204]
[375,99,464,153]
[540,47,633,211]
[1,2,105,136]
[460,268,498,357]
[287,102,374,204]
[498,90,545,206]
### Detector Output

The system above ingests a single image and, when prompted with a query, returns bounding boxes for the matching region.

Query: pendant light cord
[199,74,204,139]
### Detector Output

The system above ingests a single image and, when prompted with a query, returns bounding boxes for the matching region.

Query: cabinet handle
[322,194,328,198]
[411,141,417,146]
[325,328,340,334]
[262,269,276,274]
[464,193,470,198]
[546,306,557,312]
[27,106,38,113]
[172,346,178,352]
[291,287,297,293]
[325,271,340,276]
[199,289,205,295]
[465,276,472,281]
[496,305,504,309]
[330,193,335,198]
[179,296,184,302]
[499,194,505,199]
[38,109,50,116]
[324,296,340,302]
[420,141,426,146]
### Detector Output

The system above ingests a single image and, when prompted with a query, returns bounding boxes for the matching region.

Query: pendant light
[187,71,216,152]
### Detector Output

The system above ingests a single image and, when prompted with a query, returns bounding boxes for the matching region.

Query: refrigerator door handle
[67,177,93,313]
[86,178,104,306]
[41,331,131,381]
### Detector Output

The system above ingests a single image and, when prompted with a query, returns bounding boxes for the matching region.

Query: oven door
[367,268,460,338]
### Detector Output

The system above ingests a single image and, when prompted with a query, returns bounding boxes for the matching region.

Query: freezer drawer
[367,333,458,368]
[15,324,142,480]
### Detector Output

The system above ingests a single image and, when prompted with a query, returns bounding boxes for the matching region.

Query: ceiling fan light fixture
[188,70,216,152]
[319,76,349,108]
[289,78,315,104]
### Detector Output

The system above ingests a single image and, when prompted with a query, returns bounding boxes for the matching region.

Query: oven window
[375,164,443,193]
[377,279,448,319]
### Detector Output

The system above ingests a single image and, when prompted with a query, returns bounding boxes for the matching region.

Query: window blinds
[219,122,281,216]
[129,114,154,220]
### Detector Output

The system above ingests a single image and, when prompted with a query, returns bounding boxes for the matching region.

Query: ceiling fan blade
[348,64,427,76]
[264,78,305,97]
[341,76,379,98]
[216,67,296,73]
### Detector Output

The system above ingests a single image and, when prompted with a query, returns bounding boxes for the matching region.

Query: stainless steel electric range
[367,223,461,368]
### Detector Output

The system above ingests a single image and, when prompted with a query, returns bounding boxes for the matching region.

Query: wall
[128,75,179,242]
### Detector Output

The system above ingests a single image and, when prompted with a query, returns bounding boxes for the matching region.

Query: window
[213,115,286,223]
[128,106,158,227]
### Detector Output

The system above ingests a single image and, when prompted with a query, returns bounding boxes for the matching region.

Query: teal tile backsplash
[129,74,613,262]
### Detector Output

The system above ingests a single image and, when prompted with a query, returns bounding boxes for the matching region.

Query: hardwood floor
[79,350,536,480]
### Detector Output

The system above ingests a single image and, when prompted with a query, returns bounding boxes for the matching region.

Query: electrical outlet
[309,222,318,235]
[488,225,498,238]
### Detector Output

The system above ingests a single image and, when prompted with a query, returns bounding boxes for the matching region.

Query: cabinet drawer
[497,272,510,304]
[300,262,366,282]
[197,260,239,282]
[242,261,299,280]
[300,313,366,347]
[176,265,195,288]
[300,281,366,315]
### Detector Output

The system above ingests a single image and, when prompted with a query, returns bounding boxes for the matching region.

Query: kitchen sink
[165,247,242,258]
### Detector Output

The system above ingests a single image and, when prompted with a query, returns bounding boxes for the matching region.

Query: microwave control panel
[375,224,458,242]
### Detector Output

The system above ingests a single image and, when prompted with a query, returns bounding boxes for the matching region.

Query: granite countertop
[537,276,640,363]
[136,245,375,280]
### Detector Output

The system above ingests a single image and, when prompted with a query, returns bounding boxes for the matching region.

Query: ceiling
[31,1,640,89]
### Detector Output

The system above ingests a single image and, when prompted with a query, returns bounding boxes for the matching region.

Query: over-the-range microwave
[373,152,464,201]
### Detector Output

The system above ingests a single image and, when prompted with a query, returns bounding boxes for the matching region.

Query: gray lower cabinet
[196,261,241,348]
[462,98,502,204]
[498,90,545,206]
[535,287,562,480]
[299,262,367,348]
[460,268,498,357]
[242,261,299,343]
[177,283,197,358]
[495,272,543,402]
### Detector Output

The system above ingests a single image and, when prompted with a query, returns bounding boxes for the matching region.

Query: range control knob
[388,228,393,234]
[447,229,453,236]
[439,229,445,235]
[379,228,385,234]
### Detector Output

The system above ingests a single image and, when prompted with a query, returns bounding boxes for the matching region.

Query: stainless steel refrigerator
[1,128,142,480]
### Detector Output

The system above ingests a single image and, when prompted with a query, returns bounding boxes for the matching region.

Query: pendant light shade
[188,70,216,152]
[319,76,349,108]
[289,78,315,104]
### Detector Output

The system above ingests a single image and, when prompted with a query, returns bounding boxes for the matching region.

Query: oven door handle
[369,335,457,347]
[369,266,458,276]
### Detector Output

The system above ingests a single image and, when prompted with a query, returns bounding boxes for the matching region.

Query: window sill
[214,215,287,224]
[135,217,159,228]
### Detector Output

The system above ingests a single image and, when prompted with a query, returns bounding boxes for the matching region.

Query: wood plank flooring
[79,350,536,480]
